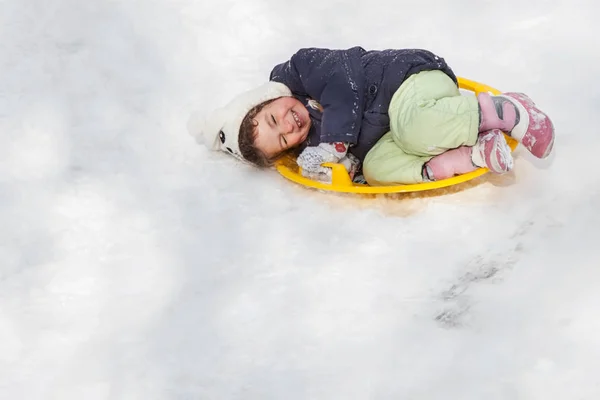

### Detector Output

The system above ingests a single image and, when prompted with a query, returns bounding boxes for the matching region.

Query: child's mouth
[291,110,302,129]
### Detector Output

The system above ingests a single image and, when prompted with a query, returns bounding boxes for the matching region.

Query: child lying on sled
[188,47,554,185]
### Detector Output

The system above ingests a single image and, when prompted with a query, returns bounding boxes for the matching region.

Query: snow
[1,0,599,398]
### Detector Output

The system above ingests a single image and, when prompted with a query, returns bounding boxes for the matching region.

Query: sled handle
[322,162,353,186]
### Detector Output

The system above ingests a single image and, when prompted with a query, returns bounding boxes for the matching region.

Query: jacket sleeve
[269,48,365,145]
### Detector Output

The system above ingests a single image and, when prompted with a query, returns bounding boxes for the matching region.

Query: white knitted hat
[187,81,292,162]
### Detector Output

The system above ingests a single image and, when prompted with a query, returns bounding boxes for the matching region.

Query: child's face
[254,97,311,158]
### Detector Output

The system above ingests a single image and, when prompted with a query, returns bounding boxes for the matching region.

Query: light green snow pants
[363,70,480,185]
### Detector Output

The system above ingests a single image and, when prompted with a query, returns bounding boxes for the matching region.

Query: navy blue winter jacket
[269,46,458,162]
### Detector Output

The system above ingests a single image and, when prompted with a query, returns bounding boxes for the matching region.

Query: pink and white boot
[478,92,555,159]
[424,129,513,181]
[471,129,514,173]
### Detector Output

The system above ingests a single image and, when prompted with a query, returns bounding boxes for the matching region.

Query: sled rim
[274,76,518,194]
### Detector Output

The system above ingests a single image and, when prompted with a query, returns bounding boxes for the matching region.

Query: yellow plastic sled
[274,76,518,194]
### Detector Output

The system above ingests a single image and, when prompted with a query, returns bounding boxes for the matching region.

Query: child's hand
[297,142,348,175]
[301,168,333,183]
[299,153,360,184]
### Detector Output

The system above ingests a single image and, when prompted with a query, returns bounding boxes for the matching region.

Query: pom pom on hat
[187,81,292,162]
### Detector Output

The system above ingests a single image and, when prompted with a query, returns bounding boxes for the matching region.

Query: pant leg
[363,131,431,185]
[362,70,481,186]
[390,70,480,157]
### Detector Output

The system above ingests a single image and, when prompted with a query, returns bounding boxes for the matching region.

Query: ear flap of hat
[187,108,227,150]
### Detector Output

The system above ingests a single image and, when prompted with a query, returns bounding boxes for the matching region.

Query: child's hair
[238,98,280,167]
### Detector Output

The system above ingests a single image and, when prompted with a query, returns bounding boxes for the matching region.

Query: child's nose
[282,119,294,134]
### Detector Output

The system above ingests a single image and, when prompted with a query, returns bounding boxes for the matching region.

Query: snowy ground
[1,0,600,398]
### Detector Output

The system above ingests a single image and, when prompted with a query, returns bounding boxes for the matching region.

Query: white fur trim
[187,81,292,162]
[471,144,485,168]
[499,95,529,142]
